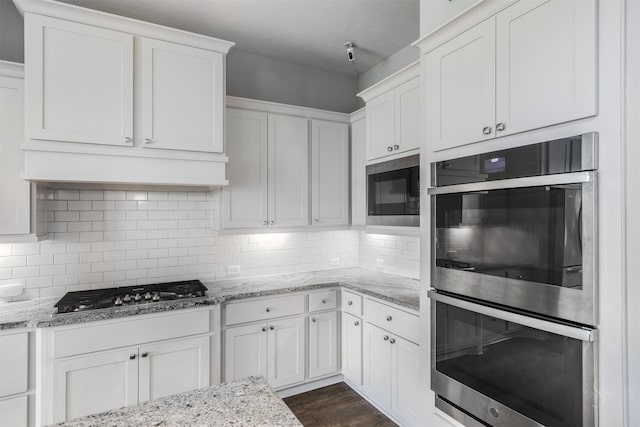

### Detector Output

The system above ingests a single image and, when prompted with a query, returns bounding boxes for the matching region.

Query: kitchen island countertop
[56,376,301,427]
[0,267,420,329]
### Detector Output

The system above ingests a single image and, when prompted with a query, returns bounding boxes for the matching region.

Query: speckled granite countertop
[57,376,301,427]
[0,267,420,330]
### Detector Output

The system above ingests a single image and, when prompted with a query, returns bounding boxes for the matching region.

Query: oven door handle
[428,291,595,342]
[427,171,595,195]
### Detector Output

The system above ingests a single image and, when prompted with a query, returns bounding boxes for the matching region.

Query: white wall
[420,0,478,37]
[0,189,419,301]
[0,0,24,63]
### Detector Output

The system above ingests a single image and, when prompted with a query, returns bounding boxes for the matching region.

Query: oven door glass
[433,298,593,427]
[368,166,419,216]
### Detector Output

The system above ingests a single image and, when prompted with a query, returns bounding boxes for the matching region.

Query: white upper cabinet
[425,19,496,151]
[25,14,134,146]
[350,114,366,227]
[140,38,224,152]
[358,62,420,162]
[311,120,349,226]
[495,0,597,136]
[421,0,597,151]
[267,114,309,227]
[222,109,309,229]
[222,109,268,229]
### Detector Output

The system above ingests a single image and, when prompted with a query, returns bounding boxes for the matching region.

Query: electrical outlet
[329,257,340,267]
[376,259,385,270]
[227,265,241,276]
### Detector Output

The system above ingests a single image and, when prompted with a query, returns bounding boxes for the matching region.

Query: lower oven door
[429,291,597,427]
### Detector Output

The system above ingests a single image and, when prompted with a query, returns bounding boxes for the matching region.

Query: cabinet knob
[129,354,136,360]
[124,136,132,143]
[313,219,319,223]
[496,122,506,132]
[387,146,393,152]
[386,315,392,321]
[482,127,492,135]
[383,335,389,341]
[354,321,360,326]
[347,301,353,305]
[265,307,271,312]
[393,144,399,150]
[141,352,148,358]
[270,326,274,330]
[390,338,396,344]
[262,327,267,332]
[262,220,268,225]
[312,318,316,323]
[144,138,153,144]
[322,299,326,304]
[269,220,276,225]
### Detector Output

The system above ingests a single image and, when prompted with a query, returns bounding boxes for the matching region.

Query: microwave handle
[427,171,594,195]
[428,291,595,342]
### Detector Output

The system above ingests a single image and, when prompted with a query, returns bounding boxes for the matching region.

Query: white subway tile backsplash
[1,189,419,301]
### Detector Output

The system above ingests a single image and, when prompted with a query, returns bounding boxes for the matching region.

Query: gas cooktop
[54,280,208,313]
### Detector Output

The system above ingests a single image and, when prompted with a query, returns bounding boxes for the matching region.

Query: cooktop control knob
[134,293,141,302]
[144,292,152,301]
[123,294,131,303]
[114,297,123,306]
[152,292,160,302]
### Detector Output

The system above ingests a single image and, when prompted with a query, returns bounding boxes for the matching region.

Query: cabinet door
[426,18,496,151]
[309,311,339,379]
[366,91,395,160]
[0,76,29,235]
[52,347,138,423]
[395,77,420,154]
[495,0,597,136]
[24,14,133,146]
[268,114,309,227]
[0,395,27,427]
[0,332,28,397]
[267,317,305,389]
[351,118,366,227]
[362,323,392,408]
[224,323,268,382]
[311,120,349,226]
[138,336,210,402]
[222,109,268,228]
[342,312,363,385]
[140,38,224,152]
[392,336,421,425]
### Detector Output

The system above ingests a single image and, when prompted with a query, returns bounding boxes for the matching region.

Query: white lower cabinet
[0,330,31,427]
[0,395,28,427]
[308,311,339,379]
[341,312,363,386]
[363,323,393,407]
[224,316,305,389]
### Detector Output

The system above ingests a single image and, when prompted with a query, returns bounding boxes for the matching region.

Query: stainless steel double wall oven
[428,133,599,427]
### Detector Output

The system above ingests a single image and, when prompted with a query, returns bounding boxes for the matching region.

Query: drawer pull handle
[141,352,148,358]
[390,338,396,344]
[354,321,360,326]
[262,327,267,332]
[265,307,271,312]
[347,301,353,305]
[386,315,392,321]
[383,335,389,341]
[270,326,274,330]
[129,354,136,360]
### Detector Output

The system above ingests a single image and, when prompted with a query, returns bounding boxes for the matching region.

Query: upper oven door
[367,154,420,226]
[430,172,596,326]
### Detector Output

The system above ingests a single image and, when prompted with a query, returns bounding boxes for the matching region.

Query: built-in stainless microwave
[366,154,419,227]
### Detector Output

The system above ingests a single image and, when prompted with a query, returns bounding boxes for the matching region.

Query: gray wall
[420,0,477,37]
[357,45,419,93]
[226,49,359,113]
[0,0,24,63]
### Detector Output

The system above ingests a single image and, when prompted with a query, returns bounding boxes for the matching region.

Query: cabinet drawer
[53,309,210,358]
[342,290,363,316]
[0,394,27,427]
[309,290,337,312]
[0,332,28,397]
[364,298,418,343]
[225,294,305,326]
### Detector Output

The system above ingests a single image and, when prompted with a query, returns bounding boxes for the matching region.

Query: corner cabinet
[358,62,420,162]
[311,120,349,226]
[17,0,234,187]
[422,0,597,151]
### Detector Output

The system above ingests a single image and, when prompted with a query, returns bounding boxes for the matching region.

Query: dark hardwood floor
[283,382,397,427]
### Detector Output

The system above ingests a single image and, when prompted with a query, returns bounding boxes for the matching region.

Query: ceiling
[55,0,420,76]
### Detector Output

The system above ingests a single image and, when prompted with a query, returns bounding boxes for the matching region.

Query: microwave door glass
[369,167,419,216]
